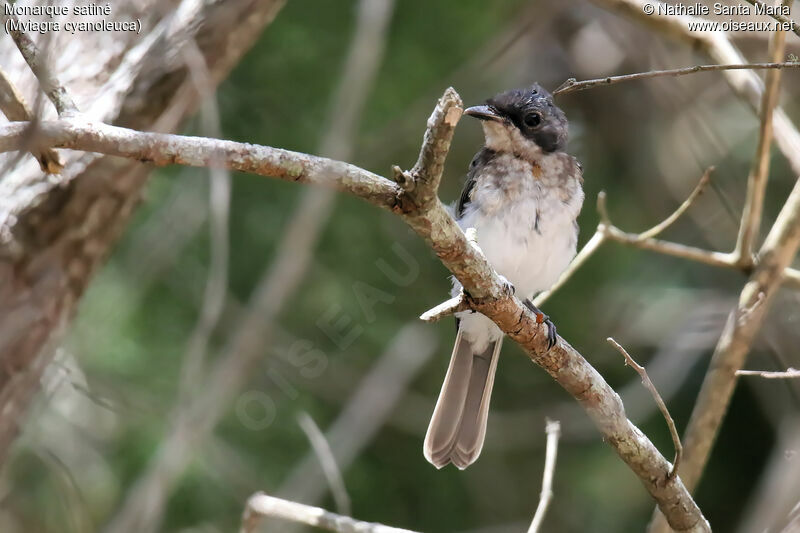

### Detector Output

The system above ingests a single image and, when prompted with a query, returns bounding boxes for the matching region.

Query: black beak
[464,105,502,122]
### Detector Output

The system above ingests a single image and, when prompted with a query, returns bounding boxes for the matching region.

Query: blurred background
[4,0,800,531]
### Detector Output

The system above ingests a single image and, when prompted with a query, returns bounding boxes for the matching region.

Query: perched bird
[424,84,584,470]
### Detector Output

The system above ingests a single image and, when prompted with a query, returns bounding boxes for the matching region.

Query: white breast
[453,152,583,352]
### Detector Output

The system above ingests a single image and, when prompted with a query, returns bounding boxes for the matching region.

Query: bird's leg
[523,299,557,349]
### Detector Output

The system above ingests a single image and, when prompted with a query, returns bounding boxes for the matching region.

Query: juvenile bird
[424,84,584,469]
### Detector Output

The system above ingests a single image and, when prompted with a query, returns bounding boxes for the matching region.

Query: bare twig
[419,292,470,322]
[0,9,78,116]
[527,419,561,533]
[736,367,800,379]
[734,22,789,267]
[607,338,682,479]
[638,167,713,241]
[534,230,605,307]
[278,325,436,510]
[536,168,724,307]
[296,413,351,517]
[590,0,800,179]
[554,62,800,95]
[0,67,62,172]
[241,493,420,533]
[177,40,232,403]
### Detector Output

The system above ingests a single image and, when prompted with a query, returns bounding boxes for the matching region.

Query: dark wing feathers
[456,148,496,218]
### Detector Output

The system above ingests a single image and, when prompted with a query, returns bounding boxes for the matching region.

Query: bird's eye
[523,113,542,128]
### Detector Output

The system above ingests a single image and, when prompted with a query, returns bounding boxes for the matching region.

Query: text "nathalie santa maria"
[657,2,790,16]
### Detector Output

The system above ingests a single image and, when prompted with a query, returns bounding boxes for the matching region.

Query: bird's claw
[497,274,515,296]
[523,299,557,350]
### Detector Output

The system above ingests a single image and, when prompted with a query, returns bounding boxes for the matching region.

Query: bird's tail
[423,329,501,469]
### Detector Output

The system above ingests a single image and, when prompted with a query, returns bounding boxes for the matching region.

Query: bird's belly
[463,199,577,299]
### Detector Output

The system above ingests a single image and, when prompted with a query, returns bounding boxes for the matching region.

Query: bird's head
[465,84,568,156]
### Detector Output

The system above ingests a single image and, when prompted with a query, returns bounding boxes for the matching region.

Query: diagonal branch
[0,90,710,531]
[0,66,62,173]
[608,338,682,479]
[734,23,789,267]
[1,8,78,116]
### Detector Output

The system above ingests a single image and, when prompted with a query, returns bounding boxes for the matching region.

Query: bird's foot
[497,274,515,296]
[523,299,557,350]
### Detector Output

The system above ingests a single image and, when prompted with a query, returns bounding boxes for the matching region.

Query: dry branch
[1,9,78,116]
[608,338,682,479]
[241,493,419,533]
[0,89,710,530]
[527,419,561,533]
[554,62,800,95]
[736,367,800,379]
[0,67,61,172]
[734,24,789,267]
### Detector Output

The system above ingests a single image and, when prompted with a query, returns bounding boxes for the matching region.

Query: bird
[423,84,584,470]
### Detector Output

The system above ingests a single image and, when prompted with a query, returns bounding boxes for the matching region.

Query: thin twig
[0,66,62,173]
[534,230,605,307]
[296,413,351,517]
[0,9,78,116]
[638,167,714,241]
[554,62,800,96]
[527,419,561,533]
[736,367,800,379]
[734,20,789,267]
[241,493,420,533]
[278,325,436,512]
[419,293,470,322]
[607,338,682,479]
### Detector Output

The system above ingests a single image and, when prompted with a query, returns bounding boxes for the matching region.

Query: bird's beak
[464,105,502,122]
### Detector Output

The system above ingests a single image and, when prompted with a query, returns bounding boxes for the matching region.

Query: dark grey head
[464,84,568,153]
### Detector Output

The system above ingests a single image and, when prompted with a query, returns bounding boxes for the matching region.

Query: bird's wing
[456,147,496,218]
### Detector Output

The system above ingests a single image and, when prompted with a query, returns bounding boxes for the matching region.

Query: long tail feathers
[424,330,501,469]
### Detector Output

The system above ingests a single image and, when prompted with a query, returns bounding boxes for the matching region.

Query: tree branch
[734,21,789,267]
[527,419,561,533]
[241,493,419,533]
[736,367,800,379]
[607,338,682,479]
[1,8,78,116]
[0,89,710,530]
[0,67,62,173]
[590,0,800,178]
[554,62,800,96]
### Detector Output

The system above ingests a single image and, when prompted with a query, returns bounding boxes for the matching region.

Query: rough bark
[0,0,285,465]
